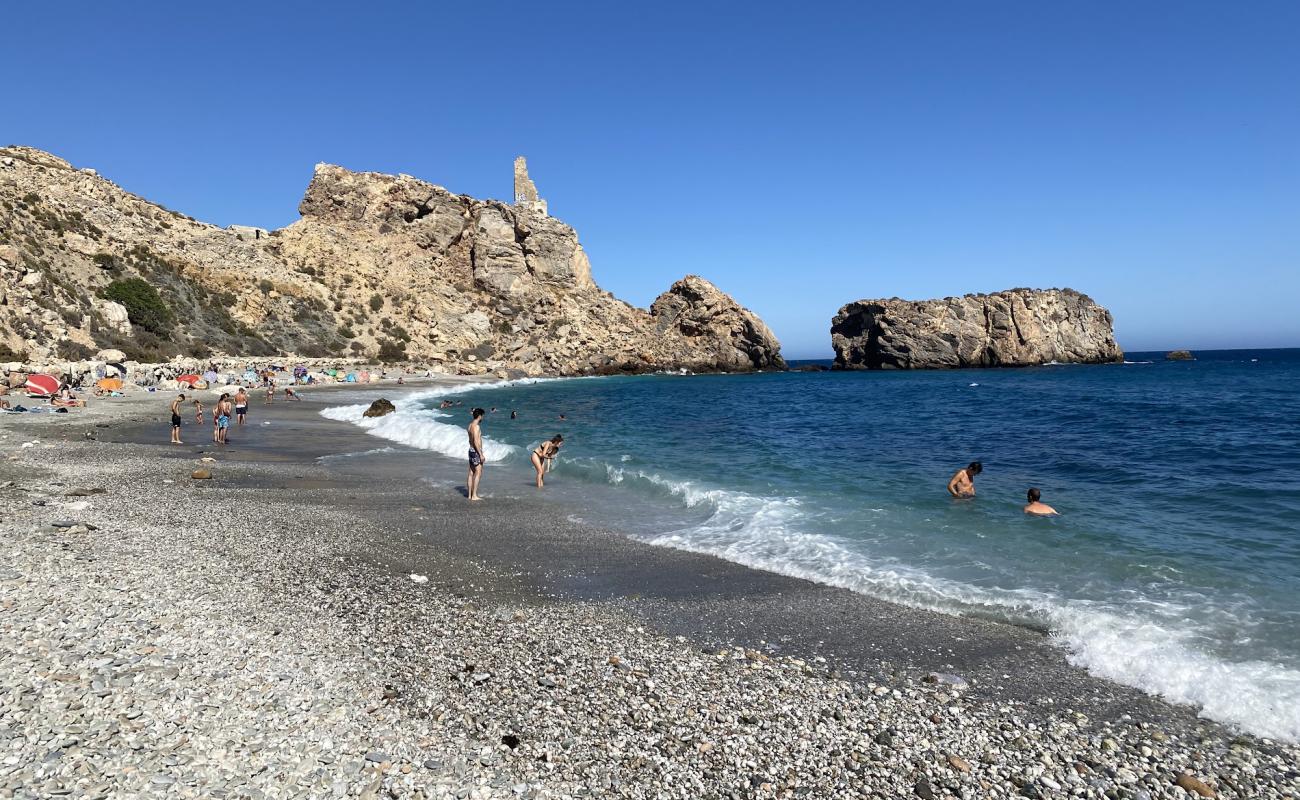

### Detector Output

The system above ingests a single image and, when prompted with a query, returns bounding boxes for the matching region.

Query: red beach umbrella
[24,374,60,397]
[177,374,202,387]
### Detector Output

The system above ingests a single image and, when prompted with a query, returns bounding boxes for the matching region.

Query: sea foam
[603,464,1300,742]
[320,376,1300,743]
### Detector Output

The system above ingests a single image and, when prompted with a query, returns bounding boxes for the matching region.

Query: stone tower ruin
[513,156,548,216]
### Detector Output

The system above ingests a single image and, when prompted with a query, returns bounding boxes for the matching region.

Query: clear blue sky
[5,1,1297,357]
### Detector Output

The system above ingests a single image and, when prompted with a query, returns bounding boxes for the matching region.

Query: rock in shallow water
[362,399,396,418]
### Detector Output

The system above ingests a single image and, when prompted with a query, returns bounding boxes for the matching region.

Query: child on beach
[530,435,564,488]
[193,398,204,424]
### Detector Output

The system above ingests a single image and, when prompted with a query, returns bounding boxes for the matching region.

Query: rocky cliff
[831,288,1122,369]
[0,146,783,375]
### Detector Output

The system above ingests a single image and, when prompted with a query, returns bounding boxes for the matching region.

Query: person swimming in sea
[530,435,564,488]
[1023,487,1058,516]
[947,461,982,498]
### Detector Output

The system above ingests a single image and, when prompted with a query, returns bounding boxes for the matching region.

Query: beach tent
[345,372,357,382]
[95,377,123,392]
[24,374,60,398]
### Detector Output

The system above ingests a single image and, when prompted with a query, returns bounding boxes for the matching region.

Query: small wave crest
[316,446,397,462]
[317,376,582,460]
[591,461,1300,742]
[320,402,517,461]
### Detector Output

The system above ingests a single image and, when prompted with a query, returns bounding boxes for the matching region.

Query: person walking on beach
[220,392,236,444]
[467,408,486,501]
[216,394,233,445]
[947,461,982,498]
[530,435,564,488]
[1024,488,1058,516]
[234,388,248,426]
[170,394,185,444]
[193,398,204,424]
[265,379,275,404]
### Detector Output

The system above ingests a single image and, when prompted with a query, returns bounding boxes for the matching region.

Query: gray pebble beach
[1,386,1296,799]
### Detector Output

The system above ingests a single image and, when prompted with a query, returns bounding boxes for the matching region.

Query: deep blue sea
[324,349,1300,741]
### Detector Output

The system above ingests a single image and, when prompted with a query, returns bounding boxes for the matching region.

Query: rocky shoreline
[1,396,1296,799]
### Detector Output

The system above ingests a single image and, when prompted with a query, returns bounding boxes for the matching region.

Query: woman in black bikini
[530,435,564,488]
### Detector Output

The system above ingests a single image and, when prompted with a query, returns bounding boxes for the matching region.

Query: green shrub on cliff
[377,338,406,361]
[102,278,173,336]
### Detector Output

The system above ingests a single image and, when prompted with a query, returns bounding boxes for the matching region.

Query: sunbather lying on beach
[52,386,86,408]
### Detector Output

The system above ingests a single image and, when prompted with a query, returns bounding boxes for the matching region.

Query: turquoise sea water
[323,349,1300,741]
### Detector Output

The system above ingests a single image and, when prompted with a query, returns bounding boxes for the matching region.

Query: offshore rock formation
[0,146,783,375]
[831,288,1122,369]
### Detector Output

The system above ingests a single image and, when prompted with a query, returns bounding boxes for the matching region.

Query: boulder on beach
[1166,349,1194,361]
[191,469,212,480]
[363,398,396,418]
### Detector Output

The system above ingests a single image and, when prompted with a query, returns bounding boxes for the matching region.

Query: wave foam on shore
[319,382,1300,743]
[599,465,1300,742]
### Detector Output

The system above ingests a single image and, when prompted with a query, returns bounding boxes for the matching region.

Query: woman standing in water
[530,435,564,488]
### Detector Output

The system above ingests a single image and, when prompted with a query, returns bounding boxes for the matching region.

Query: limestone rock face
[650,276,785,371]
[831,288,1121,369]
[93,299,132,335]
[0,146,782,374]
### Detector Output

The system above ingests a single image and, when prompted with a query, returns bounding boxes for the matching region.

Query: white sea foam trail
[320,402,517,461]
[606,466,1300,743]
[317,376,571,460]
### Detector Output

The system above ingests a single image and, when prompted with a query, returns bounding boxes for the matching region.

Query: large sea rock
[0,146,784,375]
[831,288,1122,369]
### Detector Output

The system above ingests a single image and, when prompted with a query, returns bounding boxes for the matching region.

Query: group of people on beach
[170,387,249,445]
[168,369,308,445]
[947,461,1059,516]
[465,406,564,501]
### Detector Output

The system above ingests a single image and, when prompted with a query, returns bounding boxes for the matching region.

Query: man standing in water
[1023,488,1058,516]
[947,461,982,498]
[467,407,486,501]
